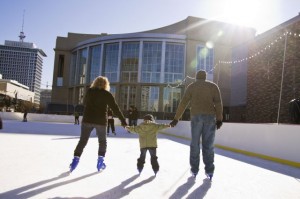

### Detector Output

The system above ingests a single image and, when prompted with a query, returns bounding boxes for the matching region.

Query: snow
[0,120,299,199]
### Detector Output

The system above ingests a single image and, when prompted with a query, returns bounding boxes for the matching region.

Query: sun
[217,0,268,29]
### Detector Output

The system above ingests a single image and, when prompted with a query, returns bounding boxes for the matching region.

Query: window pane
[164,43,184,83]
[103,43,119,82]
[121,42,139,83]
[197,45,214,81]
[89,45,101,83]
[77,48,88,85]
[141,86,159,111]
[141,42,162,83]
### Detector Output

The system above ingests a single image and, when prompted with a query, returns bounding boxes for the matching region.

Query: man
[170,70,223,180]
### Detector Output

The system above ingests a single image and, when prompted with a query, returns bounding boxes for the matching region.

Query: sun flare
[217,0,271,29]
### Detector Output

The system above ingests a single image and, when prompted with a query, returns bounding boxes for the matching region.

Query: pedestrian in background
[107,108,116,135]
[74,111,80,125]
[23,110,28,122]
[128,105,138,126]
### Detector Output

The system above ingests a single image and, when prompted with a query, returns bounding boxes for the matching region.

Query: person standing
[126,114,170,175]
[107,108,116,135]
[74,111,80,125]
[69,76,127,172]
[131,106,139,126]
[170,70,223,181]
[23,110,28,122]
[128,106,134,126]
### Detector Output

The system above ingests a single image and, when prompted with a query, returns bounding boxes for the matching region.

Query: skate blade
[97,163,106,172]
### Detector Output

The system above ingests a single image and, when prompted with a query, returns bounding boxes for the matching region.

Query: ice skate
[191,171,197,178]
[206,173,213,181]
[69,156,80,172]
[97,156,106,172]
[138,168,143,175]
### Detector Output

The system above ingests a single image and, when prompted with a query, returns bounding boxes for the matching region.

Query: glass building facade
[51,16,257,120]
[65,33,191,117]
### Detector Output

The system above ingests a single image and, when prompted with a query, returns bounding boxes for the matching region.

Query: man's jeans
[190,114,216,175]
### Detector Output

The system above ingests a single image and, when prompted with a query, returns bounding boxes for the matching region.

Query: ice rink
[0,120,299,199]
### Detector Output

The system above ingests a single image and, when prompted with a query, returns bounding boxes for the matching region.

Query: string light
[166,31,299,88]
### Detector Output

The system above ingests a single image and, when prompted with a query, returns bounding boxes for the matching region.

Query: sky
[0,0,299,89]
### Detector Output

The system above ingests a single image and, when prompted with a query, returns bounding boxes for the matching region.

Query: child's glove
[170,119,178,127]
[216,121,223,130]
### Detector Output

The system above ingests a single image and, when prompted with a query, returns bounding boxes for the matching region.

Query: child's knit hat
[143,114,154,122]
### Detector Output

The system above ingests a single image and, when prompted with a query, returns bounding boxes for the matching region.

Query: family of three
[69,70,223,181]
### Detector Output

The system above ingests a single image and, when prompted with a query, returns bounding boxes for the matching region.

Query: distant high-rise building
[0,40,47,104]
[40,88,52,111]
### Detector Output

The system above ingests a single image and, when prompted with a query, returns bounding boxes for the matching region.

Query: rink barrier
[161,121,300,168]
[1,112,299,168]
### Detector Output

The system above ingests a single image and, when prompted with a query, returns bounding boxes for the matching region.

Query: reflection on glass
[141,86,159,111]
[163,87,181,113]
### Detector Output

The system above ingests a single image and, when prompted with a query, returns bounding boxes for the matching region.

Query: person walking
[69,76,127,172]
[170,70,223,181]
[126,114,170,175]
[107,108,116,135]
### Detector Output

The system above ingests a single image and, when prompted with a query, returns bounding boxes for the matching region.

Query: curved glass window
[164,43,184,83]
[103,43,119,82]
[141,42,162,83]
[70,52,77,86]
[197,45,214,81]
[121,42,139,83]
[77,48,88,85]
[89,45,101,83]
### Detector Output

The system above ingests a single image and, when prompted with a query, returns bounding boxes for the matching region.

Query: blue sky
[0,0,299,89]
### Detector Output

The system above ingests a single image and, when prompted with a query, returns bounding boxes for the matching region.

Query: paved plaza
[0,120,299,199]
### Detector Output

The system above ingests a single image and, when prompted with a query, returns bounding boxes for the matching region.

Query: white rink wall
[1,112,299,167]
[162,120,300,166]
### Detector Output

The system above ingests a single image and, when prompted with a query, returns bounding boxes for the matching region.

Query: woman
[69,76,127,172]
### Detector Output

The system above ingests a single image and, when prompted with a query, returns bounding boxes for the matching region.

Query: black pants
[107,119,115,133]
[137,147,159,172]
[75,116,79,124]
[74,123,107,157]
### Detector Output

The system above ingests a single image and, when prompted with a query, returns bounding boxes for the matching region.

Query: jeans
[74,123,107,157]
[190,114,216,175]
[137,147,159,172]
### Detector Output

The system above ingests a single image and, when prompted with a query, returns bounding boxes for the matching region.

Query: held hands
[121,120,128,127]
[170,119,178,127]
[216,121,223,130]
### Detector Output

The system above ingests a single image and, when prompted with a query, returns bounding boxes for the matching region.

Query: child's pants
[137,147,159,172]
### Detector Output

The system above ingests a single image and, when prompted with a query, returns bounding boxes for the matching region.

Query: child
[126,114,170,175]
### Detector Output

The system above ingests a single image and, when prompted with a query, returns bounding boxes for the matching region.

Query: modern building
[50,16,256,118]
[0,40,47,105]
